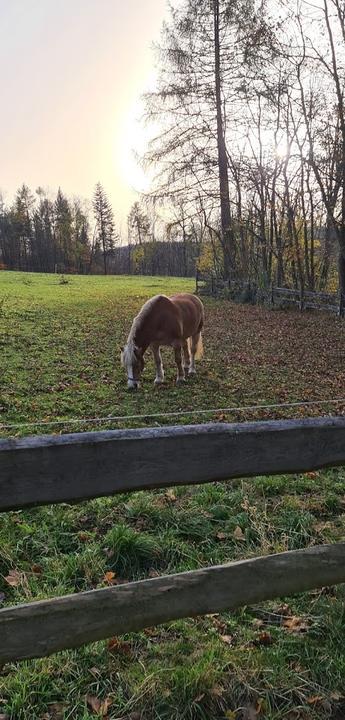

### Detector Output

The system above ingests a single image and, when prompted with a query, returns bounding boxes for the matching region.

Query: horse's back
[169,293,204,336]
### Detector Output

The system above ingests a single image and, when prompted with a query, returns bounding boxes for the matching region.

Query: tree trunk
[213,0,235,278]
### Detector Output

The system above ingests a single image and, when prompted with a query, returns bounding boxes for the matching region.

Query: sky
[0,0,169,227]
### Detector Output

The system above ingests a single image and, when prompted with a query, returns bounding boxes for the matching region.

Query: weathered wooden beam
[2,417,345,512]
[1,544,344,663]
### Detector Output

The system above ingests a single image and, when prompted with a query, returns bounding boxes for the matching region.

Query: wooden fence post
[299,286,305,312]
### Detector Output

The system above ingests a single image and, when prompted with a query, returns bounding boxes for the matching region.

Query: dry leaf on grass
[256,698,267,714]
[107,637,132,656]
[216,531,227,541]
[165,490,177,502]
[233,526,245,541]
[86,694,112,716]
[253,630,273,646]
[252,618,264,628]
[148,569,160,578]
[307,695,324,705]
[220,634,234,645]
[78,531,91,542]
[103,571,116,585]
[4,569,24,587]
[330,691,344,701]
[283,616,310,633]
[86,695,101,714]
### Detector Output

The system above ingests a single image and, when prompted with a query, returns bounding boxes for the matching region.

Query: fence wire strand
[1,397,345,432]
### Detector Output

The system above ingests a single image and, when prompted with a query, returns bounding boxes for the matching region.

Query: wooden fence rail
[1,418,345,663]
[195,272,344,316]
[1,544,344,664]
[2,418,345,512]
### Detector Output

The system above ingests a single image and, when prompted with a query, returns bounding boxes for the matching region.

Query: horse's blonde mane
[129,295,165,340]
[121,295,166,368]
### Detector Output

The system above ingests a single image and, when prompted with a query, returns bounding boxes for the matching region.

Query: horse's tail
[194,332,203,360]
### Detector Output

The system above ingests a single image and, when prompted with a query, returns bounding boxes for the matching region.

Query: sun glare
[116,99,152,195]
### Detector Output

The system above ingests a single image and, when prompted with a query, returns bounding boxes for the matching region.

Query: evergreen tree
[92,183,116,274]
[54,188,74,270]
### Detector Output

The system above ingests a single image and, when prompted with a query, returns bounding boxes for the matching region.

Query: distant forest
[0,184,199,277]
[1,0,345,291]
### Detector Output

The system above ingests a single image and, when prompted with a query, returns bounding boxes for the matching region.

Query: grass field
[1,271,345,720]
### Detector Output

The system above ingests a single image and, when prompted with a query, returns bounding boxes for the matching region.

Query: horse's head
[121,342,145,390]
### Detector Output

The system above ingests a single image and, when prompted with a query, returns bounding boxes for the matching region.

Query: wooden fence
[195,272,345,316]
[1,417,345,663]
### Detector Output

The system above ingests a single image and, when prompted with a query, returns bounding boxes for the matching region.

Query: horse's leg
[182,339,190,372]
[151,343,164,384]
[174,345,185,384]
[189,332,200,374]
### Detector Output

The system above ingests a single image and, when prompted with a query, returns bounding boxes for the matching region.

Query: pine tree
[92,183,115,274]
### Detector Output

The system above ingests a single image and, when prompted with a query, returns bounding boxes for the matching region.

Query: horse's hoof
[154,378,164,385]
[188,367,197,375]
[176,377,186,385]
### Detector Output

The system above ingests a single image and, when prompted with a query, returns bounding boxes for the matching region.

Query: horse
[121,293,204,389]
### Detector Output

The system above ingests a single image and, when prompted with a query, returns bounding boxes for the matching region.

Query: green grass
[1,271,345,719]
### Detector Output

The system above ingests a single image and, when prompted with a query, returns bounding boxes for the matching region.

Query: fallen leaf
[86,695,102,714]
[307,695,324,705]
[31,564,43,575]
[330,691,343,701]
[107,637,132,656]
[216,531,227,541]
[100,698,112,716]
[148,569,159,578]
[252,618,264,628]
[217,413,227,422]
[4,570,23,587]
[274,603,291,617]
[254,630,273,646]
[103,571,116,585]
[233,526,245,541]
[256,698,267,714]
[220,634,234,645]
[283,616,310,633]
[78,531,91,542]
[165,490,177,502]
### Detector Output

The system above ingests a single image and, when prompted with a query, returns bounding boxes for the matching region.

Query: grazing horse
[121,293,204,389]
